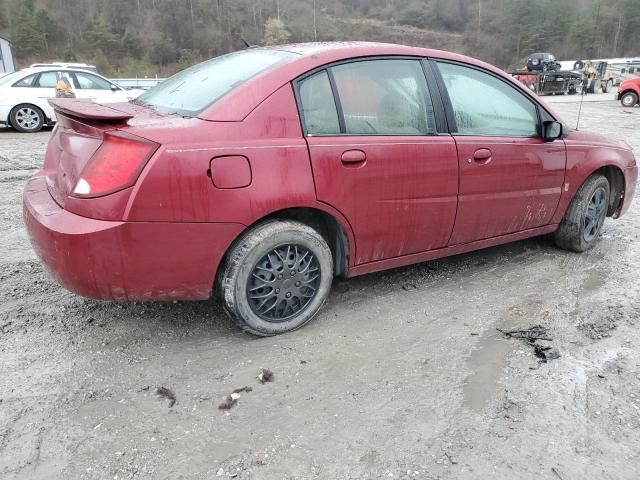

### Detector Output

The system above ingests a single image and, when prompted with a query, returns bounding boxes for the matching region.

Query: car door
[14,71,65,120]
[71,71,120,103]
[434,61,566,245]
[297,58,459,265]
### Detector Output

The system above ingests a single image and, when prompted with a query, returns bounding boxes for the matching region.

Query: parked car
[527,53,561,72]
[23,42,637,336]
[0,67,144,132]
[617,77,640,107]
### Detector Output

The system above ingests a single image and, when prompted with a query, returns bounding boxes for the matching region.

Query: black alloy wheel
[247,244,321,322]
[583,186,607,243]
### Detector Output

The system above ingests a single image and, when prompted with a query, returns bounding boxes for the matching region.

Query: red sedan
[23,42,638,336]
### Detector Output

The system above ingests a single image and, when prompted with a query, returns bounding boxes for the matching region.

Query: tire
[9,104,45,133]
[219,220,334,336]
[554,174,610,253]
[620,91,638,107]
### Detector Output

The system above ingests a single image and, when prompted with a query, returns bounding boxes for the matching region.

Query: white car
[0,67,145,132]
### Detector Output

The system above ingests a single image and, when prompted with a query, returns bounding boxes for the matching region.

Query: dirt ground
[1,97,640,480]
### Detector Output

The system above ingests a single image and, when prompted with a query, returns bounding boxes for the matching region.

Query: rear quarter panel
[13,87,56,121]
[125,84,317,224]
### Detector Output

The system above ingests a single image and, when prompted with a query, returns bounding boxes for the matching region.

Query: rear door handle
[341,149,367,165]
[472,148,492,163]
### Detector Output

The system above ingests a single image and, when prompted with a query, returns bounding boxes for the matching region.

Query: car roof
[269,41,451,58]
[206,41,558,121]
[13,67,104,76]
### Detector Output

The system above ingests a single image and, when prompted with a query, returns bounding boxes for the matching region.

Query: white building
[0,36,16,74]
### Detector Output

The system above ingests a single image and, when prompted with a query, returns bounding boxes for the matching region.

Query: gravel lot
[1,98,640,480]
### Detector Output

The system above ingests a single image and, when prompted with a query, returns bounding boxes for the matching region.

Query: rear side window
[298,71,341,135]
[36,72,59,88]
[135,49,297,117]
[13,74,37,87]
[437,62,539,137]
[331,59,436,135]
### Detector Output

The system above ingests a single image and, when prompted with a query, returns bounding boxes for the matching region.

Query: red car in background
[618,77,640,107]
[23,42,638,336]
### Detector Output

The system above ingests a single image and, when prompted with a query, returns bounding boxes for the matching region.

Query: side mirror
[110,84,119,92]
[543,121,563,141]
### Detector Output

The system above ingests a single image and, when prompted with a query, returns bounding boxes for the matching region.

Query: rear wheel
[10,104,45,133]
[621,91,638,107]
[554,175,610,252]
[219,220,333,336]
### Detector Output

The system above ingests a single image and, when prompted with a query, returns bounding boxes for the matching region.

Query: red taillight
[72,132,159,198]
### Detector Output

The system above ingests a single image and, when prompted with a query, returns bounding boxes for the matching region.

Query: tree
[263,16,290,45]
[85,20,121,58]
[1,0,639,73]
[11,2,49,57]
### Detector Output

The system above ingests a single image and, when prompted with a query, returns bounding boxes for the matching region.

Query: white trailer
[0,36,16,74]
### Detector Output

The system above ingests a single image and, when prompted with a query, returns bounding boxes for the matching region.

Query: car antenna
[576,81,586,130]
[240,37,255,49]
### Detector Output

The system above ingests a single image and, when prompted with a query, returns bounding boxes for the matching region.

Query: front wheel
[554,174,610,252]
[219,220,334,336]
[10,104,45,133]
[621,91,638,107]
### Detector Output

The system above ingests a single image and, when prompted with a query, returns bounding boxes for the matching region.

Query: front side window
[437,62,539,137]
[298,71,341,135]
[331,59,436,135]
[135,49,297,117]
[73,72,113,90]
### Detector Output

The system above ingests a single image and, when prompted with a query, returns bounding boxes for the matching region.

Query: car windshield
[0,71,27,86]
[134,49,298,117]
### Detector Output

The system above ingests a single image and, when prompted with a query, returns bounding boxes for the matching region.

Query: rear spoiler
[48,98,134,121]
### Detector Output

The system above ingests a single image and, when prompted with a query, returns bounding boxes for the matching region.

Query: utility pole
[477,0,482,42]
[613,0,623,55]
[313,0,317,41]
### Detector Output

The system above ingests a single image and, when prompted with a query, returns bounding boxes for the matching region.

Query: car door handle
[341,149,367,165]
[472,148,492,163]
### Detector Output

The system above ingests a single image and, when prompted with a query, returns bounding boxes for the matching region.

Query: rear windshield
[134,49,297,117]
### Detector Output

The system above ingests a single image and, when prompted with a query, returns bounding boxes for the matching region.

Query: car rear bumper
[23,175,244,301]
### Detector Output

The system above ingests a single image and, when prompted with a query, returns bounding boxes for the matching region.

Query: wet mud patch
[463,330,515,411]
[577,304,628,340]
